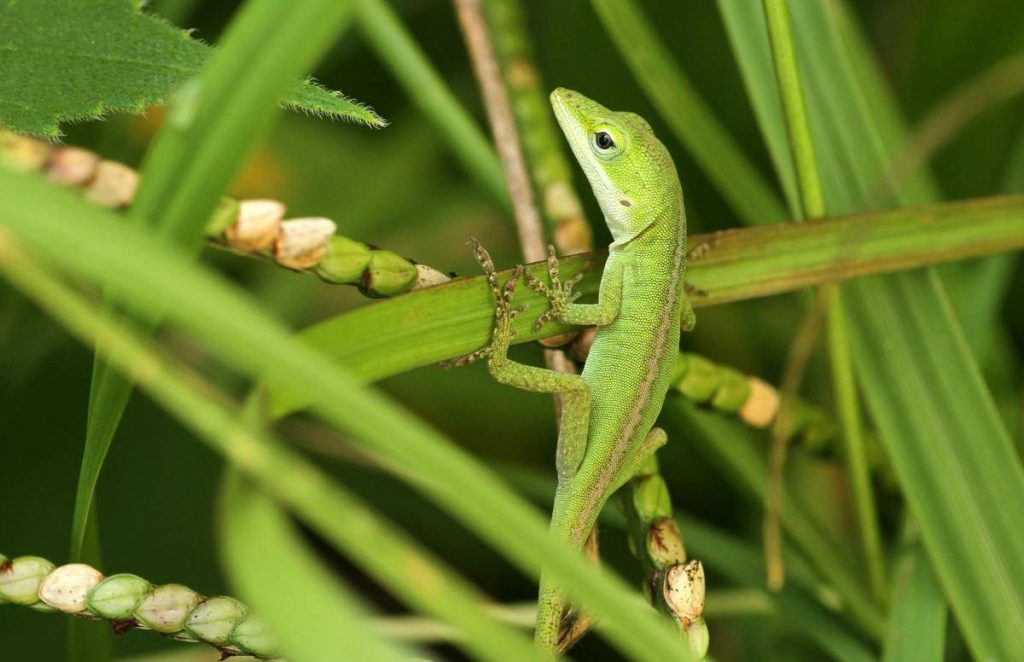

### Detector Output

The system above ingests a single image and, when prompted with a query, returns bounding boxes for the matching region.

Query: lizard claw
[526,245,580,331]
[444,239,525,368]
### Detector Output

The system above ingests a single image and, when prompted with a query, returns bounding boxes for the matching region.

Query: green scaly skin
[464,88,690,651]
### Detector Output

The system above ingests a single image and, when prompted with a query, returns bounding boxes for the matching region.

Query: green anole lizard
[455,88,693,651]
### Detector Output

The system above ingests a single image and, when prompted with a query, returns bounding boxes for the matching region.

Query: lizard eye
[594,131,615,150]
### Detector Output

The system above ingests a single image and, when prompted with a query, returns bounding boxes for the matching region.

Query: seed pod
[134,583,202,633]
[569,325,599,362]
[47,147,100,187]
[676,353,720,402]
[186,595,246,646]
[0,556,54,606]
[662,560,705,625]
[710,366,751,413]
[230,613,279,659]
[739,377,780,429]
[538,331,576,349]
[315,235,371,284]
[273,217,336,269]
[360,249,418,297]
[646,517,687,569]
[0,554,6,604]
[0,131,51,172]
[414,263,452,289]
[38,563,103,613]
[632,474,672,522]
[87,573,151,620]
[226,199,284,252]
[205,197,241,237]
[686,617,710,658]
[85,160,139,208]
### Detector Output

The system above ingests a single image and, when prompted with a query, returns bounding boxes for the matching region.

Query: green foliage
[1,0,1023,660]
[0,0,384,136]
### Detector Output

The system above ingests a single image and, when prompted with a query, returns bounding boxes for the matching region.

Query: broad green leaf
[719,1,1024,657]
[882,539,946,662]
[0,0,384,137]
[268,195,1024,416]
[0,168,687,661]
[220,469,418,662]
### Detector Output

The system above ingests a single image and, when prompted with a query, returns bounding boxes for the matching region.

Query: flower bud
[87,573,151,620]
[710,367,750,413]
[413,264,452,289]
[38,563,103,613]
[315,235,371,284]
[686,616,710,658]
[205,197,241,237]
[0,131,51,172]
[134,584,202,633]
[230,613,279,659]
[663,560,705,625]
[273,217,336,269]
[0,556,54,606]
[646,517,687,569]
[739,377,779,429]
[186,595,246,646]
[632,474,672,522]
[85,160,138,208]
[226,199,284,252]
[47,147,100,187]
[359,250,418,297]
[676,353,719,402]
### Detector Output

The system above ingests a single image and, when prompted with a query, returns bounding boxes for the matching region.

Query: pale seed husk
[37,563,103,613]
[134,583,202,633]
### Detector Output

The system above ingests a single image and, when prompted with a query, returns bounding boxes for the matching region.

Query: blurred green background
[1,0,1022,659]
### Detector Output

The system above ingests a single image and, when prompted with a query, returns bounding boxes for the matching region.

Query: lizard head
[550,87,679,246]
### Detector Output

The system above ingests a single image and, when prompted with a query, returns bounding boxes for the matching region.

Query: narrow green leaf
[355,0,507,205]
[882,540,946,662]
[589,0,789,226]
[72,0,359,565]
[0,0,383,136]
[719,2,1024,657]
[0,170,687,661]
[663,399,884,639]
[220,469,417,662]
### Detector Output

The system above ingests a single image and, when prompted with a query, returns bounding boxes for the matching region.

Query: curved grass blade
[71,0,360,561]
[882,539,946,662]
[220,469,418,662]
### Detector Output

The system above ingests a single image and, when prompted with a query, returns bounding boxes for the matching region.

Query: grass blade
[719,2,1024,656]
[220,469,418,662]
[355,0,508,207]
[589,0,789,226]
[71,0,360,560]
[882,539,946,662]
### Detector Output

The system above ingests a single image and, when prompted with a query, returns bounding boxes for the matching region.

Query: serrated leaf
[0,0,384,136]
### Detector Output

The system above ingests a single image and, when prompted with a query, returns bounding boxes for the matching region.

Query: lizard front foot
[442,238,526,369]
[525,244,583,332]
